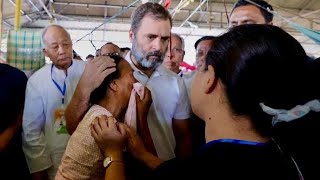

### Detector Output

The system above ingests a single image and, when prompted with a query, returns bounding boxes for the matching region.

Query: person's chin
[196,64,203,69]
[163,62,173,67]
[148,56,161,62]
[144,62,159,69]
[59,57,72,62]
[58,58,72,66]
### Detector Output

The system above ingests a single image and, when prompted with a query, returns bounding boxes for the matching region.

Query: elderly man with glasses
[163,33,185,76]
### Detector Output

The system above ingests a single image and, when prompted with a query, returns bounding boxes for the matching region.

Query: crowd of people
[0,0,319,180]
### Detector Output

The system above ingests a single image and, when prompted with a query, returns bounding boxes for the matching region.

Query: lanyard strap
[51,64,67,105]
[205,139,267,148]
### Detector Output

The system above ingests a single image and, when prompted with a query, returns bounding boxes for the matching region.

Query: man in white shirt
[65,2,192,161]
[22,25,86,180]
[125,2,192,160]
[22,25,85,179]
[162,33,185,77]
[22,25,116,180]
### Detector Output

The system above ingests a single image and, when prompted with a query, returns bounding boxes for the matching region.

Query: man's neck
[130,53,154,77]
[174,69,181,74]
[54,65,68,75]
[53,61,72,75]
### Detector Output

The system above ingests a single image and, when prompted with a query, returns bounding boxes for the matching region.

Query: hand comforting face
[91,115,149,160]
[91,115,127,156]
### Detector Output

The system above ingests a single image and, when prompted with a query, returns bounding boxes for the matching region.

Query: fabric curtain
[6,30,45,72]
[290,23,320,45]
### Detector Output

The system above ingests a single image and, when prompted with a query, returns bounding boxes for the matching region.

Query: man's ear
[109,80,119,92]
[205,65,218,94]
[42,48,48,57]
[129,29,134,43]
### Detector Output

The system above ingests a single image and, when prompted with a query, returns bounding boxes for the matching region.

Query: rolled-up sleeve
[22,79,52,173]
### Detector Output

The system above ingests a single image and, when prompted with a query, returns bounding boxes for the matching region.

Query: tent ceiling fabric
[1,0,320,57]
[2,0,320,29]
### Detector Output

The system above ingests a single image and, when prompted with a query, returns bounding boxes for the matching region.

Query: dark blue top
[153,139,300,180]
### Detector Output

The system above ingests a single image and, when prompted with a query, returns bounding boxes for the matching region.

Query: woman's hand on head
[91,115,126,156]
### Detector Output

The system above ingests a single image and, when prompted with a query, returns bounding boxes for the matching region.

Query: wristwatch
[103,156,122,168]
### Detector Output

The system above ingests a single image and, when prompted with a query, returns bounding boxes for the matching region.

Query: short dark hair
[73,50,80,58]
[86,54,94,59]
[194,36,217,49]
[231,0,274,23]
[104,42,120,48]
[90,55,122,104]
[131,2,172,34]
[95,49,101,57]
[120,47,131,52]
[0,64,27,133]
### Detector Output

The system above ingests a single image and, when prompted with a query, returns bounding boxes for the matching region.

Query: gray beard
[137,57,160,69]
[132,40,163,69]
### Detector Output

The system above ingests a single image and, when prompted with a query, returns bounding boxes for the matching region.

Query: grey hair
[41,24,71,48]
[131,2,172,34]
[171,33,185,50]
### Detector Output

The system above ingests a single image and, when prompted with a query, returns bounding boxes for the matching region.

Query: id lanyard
[51,64,67,105]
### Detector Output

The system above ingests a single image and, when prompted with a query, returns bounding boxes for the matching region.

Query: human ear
[42,48,48,57]
[205,65,218,94]
[109,80,119,92]
[129,29,134,43]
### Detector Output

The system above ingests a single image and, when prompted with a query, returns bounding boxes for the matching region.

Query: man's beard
[131,38,164,69]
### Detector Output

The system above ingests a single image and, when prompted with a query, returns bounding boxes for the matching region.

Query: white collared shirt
[181,71,197,100]
[22,60,85,179]
[125,52,191,160]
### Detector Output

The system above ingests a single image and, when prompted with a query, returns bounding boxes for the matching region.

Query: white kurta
[22,60,85,179]
[125,52,191,161]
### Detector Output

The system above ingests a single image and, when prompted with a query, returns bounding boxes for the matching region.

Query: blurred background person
[0,64,31,180]
[85,54,94,61]
[120,47,131,58]
[73,50,83,61]
[163,33,185,76]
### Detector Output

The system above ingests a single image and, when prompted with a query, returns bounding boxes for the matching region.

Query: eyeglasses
[101,52,120,57]
[171,48,184,55]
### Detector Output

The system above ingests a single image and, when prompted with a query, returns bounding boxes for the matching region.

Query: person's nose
[152,38,162,51]
[58,45,66,55]
[165,48,171,57]
[196,56,204,67]
[167,51,175,61]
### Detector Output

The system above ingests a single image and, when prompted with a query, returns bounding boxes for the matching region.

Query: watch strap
[103,156,123,168]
